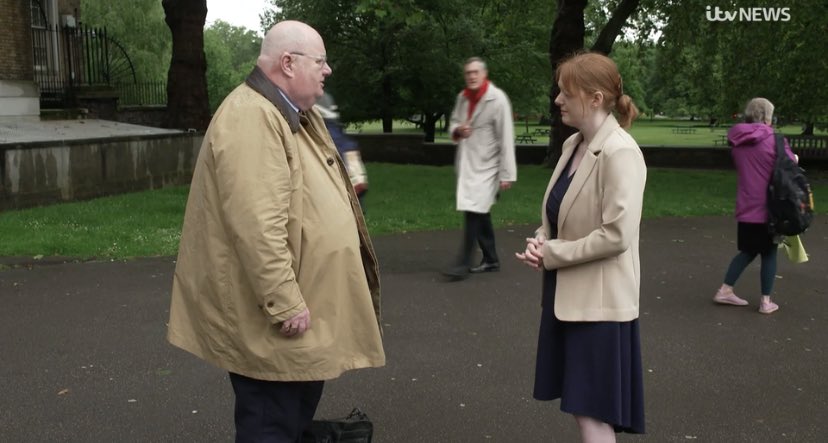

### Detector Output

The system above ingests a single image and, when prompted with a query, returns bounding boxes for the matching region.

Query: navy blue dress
[533,165,645,434]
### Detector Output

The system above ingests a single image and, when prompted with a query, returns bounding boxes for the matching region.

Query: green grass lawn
[351,118,827,146]
[1,164,826,259]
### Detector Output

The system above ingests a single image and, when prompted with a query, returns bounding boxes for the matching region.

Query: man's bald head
[256,20,331,110]
[259,20,319,63]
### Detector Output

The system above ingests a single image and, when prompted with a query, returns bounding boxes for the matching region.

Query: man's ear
[279,53,295,78]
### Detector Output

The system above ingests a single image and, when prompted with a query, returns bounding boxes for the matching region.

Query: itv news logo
[705,6,791,22]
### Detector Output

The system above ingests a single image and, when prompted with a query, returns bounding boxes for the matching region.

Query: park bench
[713,134,827,158]
[515,134,537,144]
[787,135,828,159]
[533,128,551,136]
[671,127,696,135]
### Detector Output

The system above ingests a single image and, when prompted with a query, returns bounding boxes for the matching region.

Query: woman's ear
[592,91,604,108]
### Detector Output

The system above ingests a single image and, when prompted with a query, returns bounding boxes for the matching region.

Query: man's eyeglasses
[290,51,328,67]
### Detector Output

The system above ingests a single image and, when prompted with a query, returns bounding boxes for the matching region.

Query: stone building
[0,0,83,116]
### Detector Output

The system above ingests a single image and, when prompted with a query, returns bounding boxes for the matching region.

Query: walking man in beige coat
[167,20,385,441]
[442,57,517,281]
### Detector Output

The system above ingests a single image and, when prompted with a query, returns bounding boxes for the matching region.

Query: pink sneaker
[713,288,748,306]
[759,300,779,314]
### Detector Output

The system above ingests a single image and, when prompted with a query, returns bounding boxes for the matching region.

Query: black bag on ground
[301,408,373,443]
[767,133,814,236]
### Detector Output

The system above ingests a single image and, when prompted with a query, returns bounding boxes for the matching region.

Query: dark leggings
[723,247,778,295]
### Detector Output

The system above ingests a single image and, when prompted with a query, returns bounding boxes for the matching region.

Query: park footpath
[0,216,826,442]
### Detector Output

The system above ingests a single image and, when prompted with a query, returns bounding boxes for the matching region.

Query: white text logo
[705,6,791,22]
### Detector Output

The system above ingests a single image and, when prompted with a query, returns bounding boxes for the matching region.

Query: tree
[162,0,211,130]
[80,0,171,82]
[204,21,261,111]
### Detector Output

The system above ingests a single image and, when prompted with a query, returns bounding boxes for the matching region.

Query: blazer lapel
[556,114,621,230]
[557,149,598,229]
[541,134,580,233]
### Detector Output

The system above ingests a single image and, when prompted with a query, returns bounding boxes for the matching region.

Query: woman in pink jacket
[713,97,796,314]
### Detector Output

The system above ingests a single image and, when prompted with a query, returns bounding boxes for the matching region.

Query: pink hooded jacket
[728,123,796,223]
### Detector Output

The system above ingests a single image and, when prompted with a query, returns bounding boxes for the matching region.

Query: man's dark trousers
[459,211,499,266]
[229,372,324,443]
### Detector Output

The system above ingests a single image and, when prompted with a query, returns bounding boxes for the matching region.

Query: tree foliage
[80,0,171,82]
[263,0,553,140]
[204,21,261,111]
[650,0,828,125]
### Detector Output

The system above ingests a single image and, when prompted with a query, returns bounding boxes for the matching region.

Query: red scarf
[463,80,489,120]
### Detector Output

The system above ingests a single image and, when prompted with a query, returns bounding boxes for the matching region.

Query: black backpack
[767,133,814,236]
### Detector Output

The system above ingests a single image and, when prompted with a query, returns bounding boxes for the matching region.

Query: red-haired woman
[516,52,646,441]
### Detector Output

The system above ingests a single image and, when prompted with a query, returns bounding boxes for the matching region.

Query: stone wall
[1,133,203,210]
[0,0,39,117]
[117,106,168,128]
[3,132,825,211]
[0,0,34,81]
[352,134,736,169]
[353,134,828,170]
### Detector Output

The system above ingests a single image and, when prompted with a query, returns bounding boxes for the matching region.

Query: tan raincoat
[167,70,385,381]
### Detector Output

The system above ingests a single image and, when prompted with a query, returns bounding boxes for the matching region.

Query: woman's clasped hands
[515,236,545,271]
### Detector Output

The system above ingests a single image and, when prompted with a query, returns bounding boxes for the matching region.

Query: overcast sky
[206,0,272,34]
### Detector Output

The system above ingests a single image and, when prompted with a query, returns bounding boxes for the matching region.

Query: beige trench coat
[536,114,647,322]
[167,77,385,381]
[449,83,517,213]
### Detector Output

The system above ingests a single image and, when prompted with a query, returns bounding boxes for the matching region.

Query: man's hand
[280,308,311,337]
[499,181,513,191]
[455,123,472,139]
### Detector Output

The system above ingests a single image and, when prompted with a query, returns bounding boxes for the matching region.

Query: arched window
[30,0,59,77]
[30,0,50,28]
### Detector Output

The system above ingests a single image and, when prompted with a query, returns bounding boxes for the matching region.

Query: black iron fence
[116,82,167,106]
[31,24,140,108]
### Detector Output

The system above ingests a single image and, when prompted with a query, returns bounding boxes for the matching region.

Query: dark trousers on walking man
[444,211,501,280]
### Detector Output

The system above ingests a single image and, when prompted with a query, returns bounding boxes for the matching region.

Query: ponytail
[615,94,639,129]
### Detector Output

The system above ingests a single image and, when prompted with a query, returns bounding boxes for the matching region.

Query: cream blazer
[537,114,647,322]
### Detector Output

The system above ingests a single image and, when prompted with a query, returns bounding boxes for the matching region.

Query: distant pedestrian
[315,92,368,209]
[442,56,517,281]
[713,97,797,314]
[516,52,646,440]
[166,20,385,442]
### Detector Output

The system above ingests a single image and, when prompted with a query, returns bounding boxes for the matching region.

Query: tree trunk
[162,0,210,131]
[423,112,442,142]
[545,0,587,166]
[801,121,814,135]
[591,0,641,55]
[381,75,394,133]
